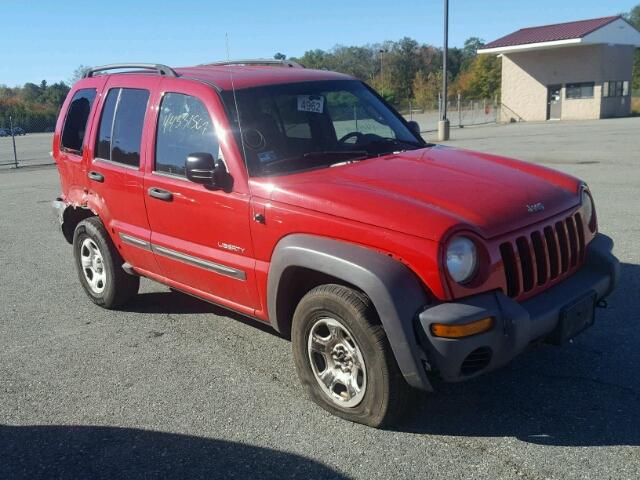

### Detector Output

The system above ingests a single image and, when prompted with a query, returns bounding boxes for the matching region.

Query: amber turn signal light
[430,317,494,339]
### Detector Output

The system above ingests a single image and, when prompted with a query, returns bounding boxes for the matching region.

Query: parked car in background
[12,127,26,136]
[52,61,619,428]
[0,128,9,137]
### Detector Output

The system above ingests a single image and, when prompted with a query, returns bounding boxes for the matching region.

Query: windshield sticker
[258,150,278,163]
[297,95,324,114]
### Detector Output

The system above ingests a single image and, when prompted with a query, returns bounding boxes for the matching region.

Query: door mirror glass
[407,120,421,138]
[186,152,232,191]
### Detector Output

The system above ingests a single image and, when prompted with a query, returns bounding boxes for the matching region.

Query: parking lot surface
[1,118,639,479]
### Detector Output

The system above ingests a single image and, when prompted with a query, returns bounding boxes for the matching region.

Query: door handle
[88,171,104,183]
[148,187,173,201]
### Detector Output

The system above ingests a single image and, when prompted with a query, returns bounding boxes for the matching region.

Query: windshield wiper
[261,150,370,175]
[371,138,424,149]
[302,150,369,159]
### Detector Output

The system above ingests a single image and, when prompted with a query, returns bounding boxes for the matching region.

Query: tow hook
[596,299,608,309]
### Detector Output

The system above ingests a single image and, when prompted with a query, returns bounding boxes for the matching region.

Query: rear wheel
[292,284,411,427]
[73,217,139,309]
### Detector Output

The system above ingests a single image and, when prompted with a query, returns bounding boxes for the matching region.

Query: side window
[61,88,97,153]
[95,89,119,160]
[155,93,219,176]
[94,88,150,167]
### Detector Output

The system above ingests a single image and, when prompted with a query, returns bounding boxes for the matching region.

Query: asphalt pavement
[1,118,639,479]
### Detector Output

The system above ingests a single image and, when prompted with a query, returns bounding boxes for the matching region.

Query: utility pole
[379,49,387,92]
[438,0,450,141]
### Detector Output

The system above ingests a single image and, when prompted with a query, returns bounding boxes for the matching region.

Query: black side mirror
[407,120,422,138]
[186,152,232,191]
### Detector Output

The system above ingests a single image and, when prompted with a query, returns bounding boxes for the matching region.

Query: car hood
[250,146,581,241]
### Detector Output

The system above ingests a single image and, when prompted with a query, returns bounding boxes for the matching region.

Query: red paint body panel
[54,65,593,325]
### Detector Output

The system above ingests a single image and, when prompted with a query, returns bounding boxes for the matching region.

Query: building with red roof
[478,16,640,121]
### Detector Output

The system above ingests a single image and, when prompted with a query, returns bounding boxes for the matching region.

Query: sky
[0,0,637,86]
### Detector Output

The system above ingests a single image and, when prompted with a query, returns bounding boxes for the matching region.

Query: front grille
[499,212,586,298]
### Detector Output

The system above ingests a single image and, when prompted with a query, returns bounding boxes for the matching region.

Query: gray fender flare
[267,234,433,391]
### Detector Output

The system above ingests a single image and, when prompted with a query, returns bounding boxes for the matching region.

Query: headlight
[581,189,595,230]
[446,236,478,284]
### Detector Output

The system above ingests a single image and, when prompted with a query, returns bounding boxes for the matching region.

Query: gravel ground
[1,118,639,479]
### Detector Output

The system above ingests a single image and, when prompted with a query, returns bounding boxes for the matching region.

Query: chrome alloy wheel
[80,238,106,294]
[307,317,367,407]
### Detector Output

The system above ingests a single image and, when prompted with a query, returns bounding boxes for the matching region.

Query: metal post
[354,104,358,130]
[379,49,386,92]
[457,93,461,127]
[9,116,18,168]
[409,100,413,120]
[438,0,450,140]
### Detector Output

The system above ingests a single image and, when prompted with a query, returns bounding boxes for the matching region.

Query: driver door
[143,79,259,312]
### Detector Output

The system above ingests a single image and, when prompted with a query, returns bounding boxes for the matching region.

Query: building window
[603,80,631,98]
[566,82,594,99]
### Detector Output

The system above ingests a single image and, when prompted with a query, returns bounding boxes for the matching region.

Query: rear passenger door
[87,76,161,274]
[55,79,104,201]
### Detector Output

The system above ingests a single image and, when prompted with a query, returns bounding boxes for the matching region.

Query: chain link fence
[393,96,499,132]
[0,116,55,168]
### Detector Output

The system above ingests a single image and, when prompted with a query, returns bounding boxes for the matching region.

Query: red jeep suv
[52,61,619,427]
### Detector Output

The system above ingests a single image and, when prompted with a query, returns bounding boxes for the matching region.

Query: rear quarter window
[61,88,97,153]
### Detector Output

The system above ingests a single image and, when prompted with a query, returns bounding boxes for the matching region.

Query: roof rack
[202,59,305,69]
[83,63,177,78]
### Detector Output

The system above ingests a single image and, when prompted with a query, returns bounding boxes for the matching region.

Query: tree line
[280,36,501,111]
[0,80,70,132]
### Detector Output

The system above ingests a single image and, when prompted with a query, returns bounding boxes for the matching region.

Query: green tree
[274,52,286,60]
[69,65,92,84]
[461,37,484,69]
[412,70,441,109]
[21,82,41,102]
[294,49,330,69]
[453,54,501,99]
[624,4,640,90]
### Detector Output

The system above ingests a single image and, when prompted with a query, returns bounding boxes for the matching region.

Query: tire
[73,217,139,309]
[292,284,412,428]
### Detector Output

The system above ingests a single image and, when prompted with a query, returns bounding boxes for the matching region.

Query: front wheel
[73,217,139,309]
[291,284,411,427]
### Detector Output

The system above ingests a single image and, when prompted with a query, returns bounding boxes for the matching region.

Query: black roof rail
[202,59,305,69]
[83,63,178,78]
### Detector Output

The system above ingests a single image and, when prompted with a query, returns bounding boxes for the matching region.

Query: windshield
[221,80,425,176]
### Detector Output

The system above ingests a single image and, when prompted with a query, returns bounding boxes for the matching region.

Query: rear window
[61,88,97,153]
[94,88,150,167]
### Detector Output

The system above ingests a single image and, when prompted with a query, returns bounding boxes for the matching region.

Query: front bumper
[417,233,619,382]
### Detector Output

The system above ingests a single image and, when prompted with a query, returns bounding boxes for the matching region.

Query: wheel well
[62,206,96,243]
[275,266,362,339]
